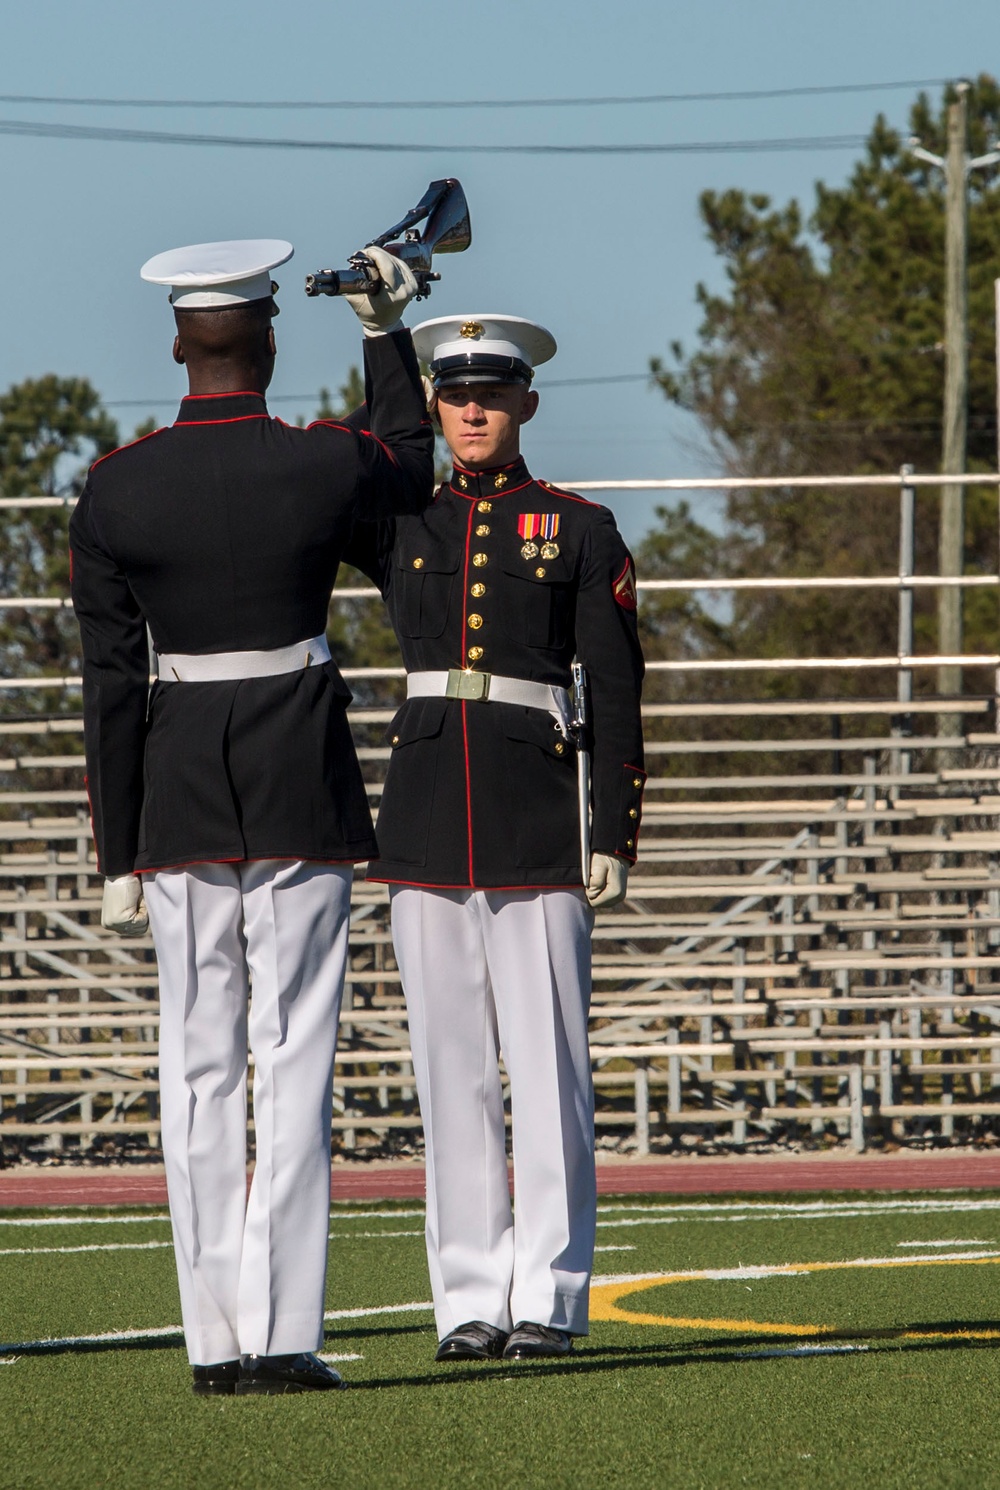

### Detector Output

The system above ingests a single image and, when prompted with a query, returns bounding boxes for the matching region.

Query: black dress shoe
[235,1352,346,1395]
[435,1321,509,1361]
[502,1322,573,1360]
[191,1360,240,1397]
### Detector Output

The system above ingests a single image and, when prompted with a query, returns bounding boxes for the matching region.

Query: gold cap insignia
[460,321,485,339]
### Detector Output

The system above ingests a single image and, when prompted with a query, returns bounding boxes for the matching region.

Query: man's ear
[518,389,540,426]
[172,335,185,366]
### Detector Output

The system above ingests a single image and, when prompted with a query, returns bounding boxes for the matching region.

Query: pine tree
[645,76,1000,698]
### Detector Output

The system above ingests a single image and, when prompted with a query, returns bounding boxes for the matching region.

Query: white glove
[342,245,420,336]
[421,374,438,417]
[586,853,629,909]
[102,873,149,937]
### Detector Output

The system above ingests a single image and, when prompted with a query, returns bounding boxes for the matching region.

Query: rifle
[570,662,592,885]
[304,178,471,301]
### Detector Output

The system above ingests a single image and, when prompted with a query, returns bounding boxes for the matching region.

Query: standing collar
[174,390,269,425]
[448,454,532,499]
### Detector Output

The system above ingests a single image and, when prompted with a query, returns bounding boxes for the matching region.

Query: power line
[103,375,653,408]
[0,117,869,155]
[0,79,948,111]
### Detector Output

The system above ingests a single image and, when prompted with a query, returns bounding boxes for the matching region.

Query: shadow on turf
[327,1323,1000,1391]
[8,1321,1000,1378]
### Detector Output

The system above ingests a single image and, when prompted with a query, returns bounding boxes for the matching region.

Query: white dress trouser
[390,886,596,1339]
[144,858,352,1366]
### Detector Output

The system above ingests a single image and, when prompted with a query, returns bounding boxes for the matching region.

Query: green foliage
[0,377,119,712]
[648,77,1000,698]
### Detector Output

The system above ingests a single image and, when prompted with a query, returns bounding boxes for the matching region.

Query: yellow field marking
[590,1252,1000,1336]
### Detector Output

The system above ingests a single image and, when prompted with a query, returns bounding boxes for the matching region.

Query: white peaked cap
[412,315,557,386]
[140,239,294,309]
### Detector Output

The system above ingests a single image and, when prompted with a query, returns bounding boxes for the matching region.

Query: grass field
[4,1191,1000,1490]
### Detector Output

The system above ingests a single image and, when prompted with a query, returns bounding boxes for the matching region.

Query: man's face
[436,381,538,469]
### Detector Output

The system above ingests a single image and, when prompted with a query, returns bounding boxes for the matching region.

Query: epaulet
[89,426,169,474]
[537,478,601,509]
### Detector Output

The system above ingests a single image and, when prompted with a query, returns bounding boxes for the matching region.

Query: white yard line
[0,1208,424,1228]
[2,1300,435,1355]
[593,1249,1000,1289]
[0,1241,173,1257]
[896,1238,994,1247]
[0,1325,184,1352]
[730,1343,870,1360]
[317,1352,364,1363]
[0,1214,172,1228]
[598,1197,1000,1217]
[328,1230,422,1239]
[323,1301,433,1322]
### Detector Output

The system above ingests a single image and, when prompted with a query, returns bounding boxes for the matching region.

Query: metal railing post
[898,465,916,710]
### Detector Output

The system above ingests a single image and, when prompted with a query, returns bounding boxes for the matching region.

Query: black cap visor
[431,352,533,388]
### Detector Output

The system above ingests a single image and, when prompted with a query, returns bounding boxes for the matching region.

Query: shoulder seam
[537,479,602,508]
[90,426,169,473]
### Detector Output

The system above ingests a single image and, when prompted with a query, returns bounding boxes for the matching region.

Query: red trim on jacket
[137,853,366,876]
[459,500,478,885]
[452,456,523,475]
[358,429,400,466]
[179,390,266,401]
[368,875,587,892]
[89,426,168,473]
[449,477,533,500]
[537,479,601,508]
[173,414,270,428]
[461,700,474,887]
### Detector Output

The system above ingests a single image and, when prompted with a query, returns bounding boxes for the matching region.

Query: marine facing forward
[346,314,645,1361]
[70,238,434,1394]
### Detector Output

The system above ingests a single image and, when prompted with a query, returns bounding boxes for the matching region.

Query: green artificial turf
[3,1193,1000,1489]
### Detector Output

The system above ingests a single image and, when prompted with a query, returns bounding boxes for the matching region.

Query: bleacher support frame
[2,468,1000,1157]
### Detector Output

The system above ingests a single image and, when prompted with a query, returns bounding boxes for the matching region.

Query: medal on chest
[518,512,560,562]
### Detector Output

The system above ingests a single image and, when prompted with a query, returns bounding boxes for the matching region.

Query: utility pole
[910,83,1000,737]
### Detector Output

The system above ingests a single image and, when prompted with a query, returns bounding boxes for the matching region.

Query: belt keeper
[445,667,491,701]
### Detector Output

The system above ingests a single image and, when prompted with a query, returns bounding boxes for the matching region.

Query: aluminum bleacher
[2,470,999,1156]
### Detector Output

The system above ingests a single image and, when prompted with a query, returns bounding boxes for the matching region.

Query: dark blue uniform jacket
[70,329,434,877]
[346,455,646,889]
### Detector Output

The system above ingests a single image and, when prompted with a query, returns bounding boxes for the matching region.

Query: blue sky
[1,0,997,541]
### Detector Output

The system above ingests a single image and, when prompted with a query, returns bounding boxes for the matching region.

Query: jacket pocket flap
[385,696,450,748]
[500,703,571,759]
[501,556,572,585]
[394,546,461,576]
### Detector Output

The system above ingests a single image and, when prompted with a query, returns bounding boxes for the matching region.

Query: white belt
[156,634,331,683]
[406,668,570,725]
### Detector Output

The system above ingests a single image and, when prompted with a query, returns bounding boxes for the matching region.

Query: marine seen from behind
[70,236,434,1395]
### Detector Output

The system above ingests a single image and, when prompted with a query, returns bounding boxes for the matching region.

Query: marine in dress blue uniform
[70,239,434,1394]
[346,315,645,1360]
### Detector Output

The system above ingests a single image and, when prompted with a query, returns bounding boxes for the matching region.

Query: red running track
[1,1152,1000,1208]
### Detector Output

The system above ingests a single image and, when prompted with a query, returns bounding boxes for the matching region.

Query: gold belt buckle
[445,668,491,701]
